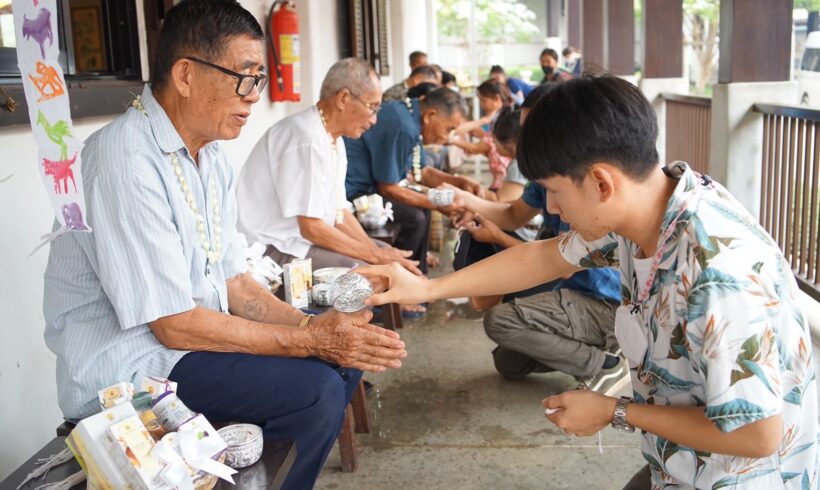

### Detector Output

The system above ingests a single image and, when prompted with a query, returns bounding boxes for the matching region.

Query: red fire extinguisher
[268,1,300,102]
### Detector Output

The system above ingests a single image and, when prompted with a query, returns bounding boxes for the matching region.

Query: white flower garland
[317,103,346,225]
[132,95,222,263]
[170,151,222,263]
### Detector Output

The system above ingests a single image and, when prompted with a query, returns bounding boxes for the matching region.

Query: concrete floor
[315,267,646,489]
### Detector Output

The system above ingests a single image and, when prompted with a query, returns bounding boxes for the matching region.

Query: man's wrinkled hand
[307,309,407,372]
[373,246,422,276]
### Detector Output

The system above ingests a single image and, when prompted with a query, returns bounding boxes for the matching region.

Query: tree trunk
[687,13,718,95]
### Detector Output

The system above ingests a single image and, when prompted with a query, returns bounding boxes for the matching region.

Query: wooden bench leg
[338,405,358,473]
[351,380,370,434]
[383,302,403,330]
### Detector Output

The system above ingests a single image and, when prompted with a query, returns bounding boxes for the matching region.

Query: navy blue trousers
[169,352,362,490]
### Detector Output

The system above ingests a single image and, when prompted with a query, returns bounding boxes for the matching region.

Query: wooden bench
[0,435,296,490]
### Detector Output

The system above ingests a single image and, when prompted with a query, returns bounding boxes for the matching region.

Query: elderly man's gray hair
[320,58,379,100]
[419,87,468,117]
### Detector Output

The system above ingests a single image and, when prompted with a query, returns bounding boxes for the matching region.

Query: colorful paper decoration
[13,0,91,247]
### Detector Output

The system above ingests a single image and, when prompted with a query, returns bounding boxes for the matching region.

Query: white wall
[0,0,341,480]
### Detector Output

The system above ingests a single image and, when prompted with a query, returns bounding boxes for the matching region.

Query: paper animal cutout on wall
[36,110,72,160]
[29,61,65,102]
[22,8,53,58]
[42,152,77,194]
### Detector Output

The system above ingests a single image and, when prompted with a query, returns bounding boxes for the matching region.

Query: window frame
[0,0,155,128]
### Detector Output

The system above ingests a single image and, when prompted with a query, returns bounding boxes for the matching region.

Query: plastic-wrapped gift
[140,376,178,400]
[330,271,373,313]
[66,403,139,489]
[98,381,135,409]
[152,416,235,489]
[108,415,165,489]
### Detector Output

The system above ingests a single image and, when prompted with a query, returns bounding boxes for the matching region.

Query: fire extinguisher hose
[267,0,288,92]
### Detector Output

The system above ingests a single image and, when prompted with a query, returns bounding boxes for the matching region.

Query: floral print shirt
[557,163,818,489]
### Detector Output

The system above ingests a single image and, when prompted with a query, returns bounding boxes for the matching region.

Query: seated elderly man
[382,65,439,102]
[344,88,482,278]
[42,2,406,488]
[237,58,420,274]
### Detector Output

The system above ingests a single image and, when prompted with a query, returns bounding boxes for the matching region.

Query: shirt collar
[139,84,187,154]
[660,161,700,231]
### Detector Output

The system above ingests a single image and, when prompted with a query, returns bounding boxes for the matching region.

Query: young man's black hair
[441,70,457,86]
[152,0,264,91]
[521,82,557,110]
[407,82,439,99]
[491,106,521,145]
[517,75,659,183]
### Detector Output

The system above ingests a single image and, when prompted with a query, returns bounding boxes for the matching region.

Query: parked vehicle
[798,31,820,106]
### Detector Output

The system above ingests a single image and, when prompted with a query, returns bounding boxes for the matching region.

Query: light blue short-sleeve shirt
[43,85,247,420]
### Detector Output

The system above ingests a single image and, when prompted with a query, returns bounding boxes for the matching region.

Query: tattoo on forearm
[243,297,270,322]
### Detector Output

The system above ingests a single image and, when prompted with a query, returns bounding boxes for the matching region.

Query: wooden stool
[366,222,404,330]
[337,379,370,473]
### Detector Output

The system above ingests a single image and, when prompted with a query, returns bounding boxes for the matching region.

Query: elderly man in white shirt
[237,58,420,274]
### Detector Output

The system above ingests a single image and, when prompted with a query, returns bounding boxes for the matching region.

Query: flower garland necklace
[132,95,222,263]
[405,98,423,183]
[170,152,222,263]
[317,102,346,225]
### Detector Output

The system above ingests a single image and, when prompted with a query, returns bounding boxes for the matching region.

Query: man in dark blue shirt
[345,88,482,274]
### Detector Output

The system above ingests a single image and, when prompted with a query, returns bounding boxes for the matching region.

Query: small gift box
[98,381,135,409]
[283,258,312,308]
[140,376,178,400]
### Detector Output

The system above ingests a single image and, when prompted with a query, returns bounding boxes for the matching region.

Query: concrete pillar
[582,0,605,71]
[547,0,561,38]
[607,0,634,76]
[708,82,797,220]
[567,0,582,52]
[709,0,795,220]
[639,0,686,164]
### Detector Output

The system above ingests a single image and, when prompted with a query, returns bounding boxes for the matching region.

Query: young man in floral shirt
[361,75,818,488]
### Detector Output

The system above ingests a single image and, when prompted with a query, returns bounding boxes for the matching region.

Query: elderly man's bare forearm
[227,272,305,325]
[299,216,383,264]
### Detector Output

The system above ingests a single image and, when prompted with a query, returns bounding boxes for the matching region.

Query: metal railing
[662,93,712,175]
[754,103,820,301]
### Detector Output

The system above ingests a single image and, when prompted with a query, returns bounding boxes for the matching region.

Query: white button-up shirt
[236,106,347,258]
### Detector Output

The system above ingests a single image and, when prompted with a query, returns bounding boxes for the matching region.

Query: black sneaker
[577,356,630,396]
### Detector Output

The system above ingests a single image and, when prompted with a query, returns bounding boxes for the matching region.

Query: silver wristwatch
[611,396,635,433]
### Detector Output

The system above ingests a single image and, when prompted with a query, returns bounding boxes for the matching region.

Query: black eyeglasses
[184,56,268,97]
[348,90,381,115]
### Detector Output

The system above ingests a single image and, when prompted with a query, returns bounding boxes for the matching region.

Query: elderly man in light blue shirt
[42,2,406,488]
